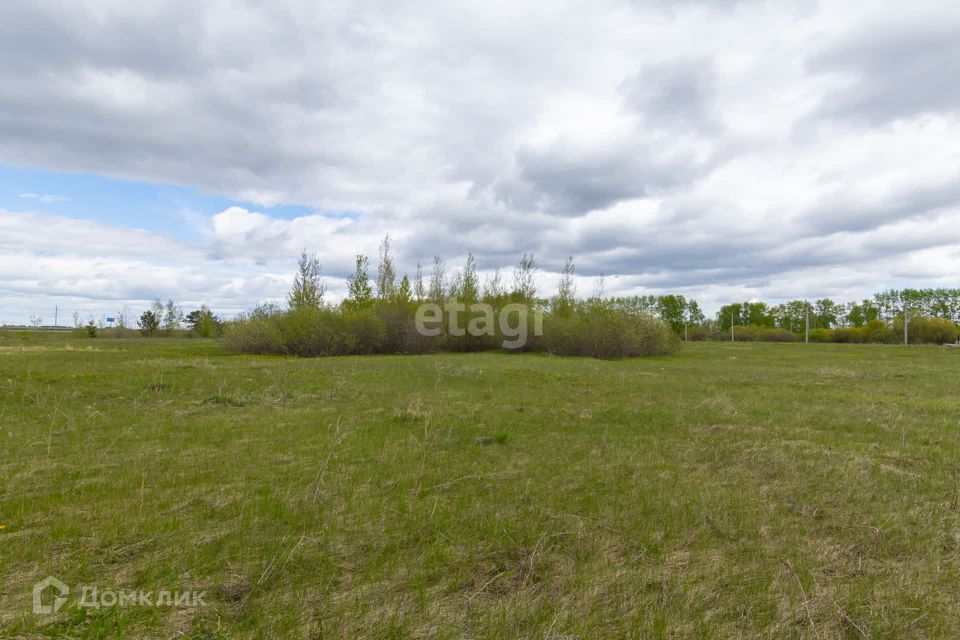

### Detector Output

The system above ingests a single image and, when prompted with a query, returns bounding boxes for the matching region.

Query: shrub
[542,305,678,359]
[222,316,284,354]
[275,307,356,356]
[808,328,833,343]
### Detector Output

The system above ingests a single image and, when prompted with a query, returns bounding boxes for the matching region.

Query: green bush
[224,300,678,359]
[222,316,284,354]
[542,305,678,358]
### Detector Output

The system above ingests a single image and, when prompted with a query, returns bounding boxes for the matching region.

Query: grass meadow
[1,332,959,638]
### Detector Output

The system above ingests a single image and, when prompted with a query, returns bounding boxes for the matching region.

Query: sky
[2,0,959,325]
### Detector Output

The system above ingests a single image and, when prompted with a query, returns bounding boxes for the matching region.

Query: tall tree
[288,249,326,309]
[376,234,396,300]
[414,263,426,302]
[483,269,505,303]
[346,254,374,309]
[163,299,183,332]
[460,253,480,302]
[555,256,576,316]
[429,256,446,302]
[512,253,539,303]
[397,274,413,304]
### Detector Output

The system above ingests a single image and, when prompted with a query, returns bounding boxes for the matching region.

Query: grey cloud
[621,59,719,132]
[801,179,960,236]
[495,139,712,216]
[806,20,960,124]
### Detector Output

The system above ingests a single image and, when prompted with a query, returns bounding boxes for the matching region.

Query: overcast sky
[2,0,959,324]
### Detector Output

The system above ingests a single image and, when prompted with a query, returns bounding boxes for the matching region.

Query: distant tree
[346,254,374,309]
[397,274,413,304]
[288,249,326,310]
[656,295,688,334]
[813,298,841,329]
[591,274,606,301]
[163,299,183,333]
[429,256,446,302]
[139,310,160,337]
[85,319,97,338]
[186,305,222,337]
[30,314,43,327]
[72,311,80,328]
[555,256,576,316]
[414,262,426,302]
[483,269,505,304]
[512,253,538,303]
[376,235,396,300]
[686,300,705,326]
[460,253,480,303]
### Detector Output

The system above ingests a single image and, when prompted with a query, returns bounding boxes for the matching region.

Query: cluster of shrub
[74,300,224,339]
[224,242,678,359]
[704,291,960,344]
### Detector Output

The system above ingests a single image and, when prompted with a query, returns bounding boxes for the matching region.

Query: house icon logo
[32,576,69,615]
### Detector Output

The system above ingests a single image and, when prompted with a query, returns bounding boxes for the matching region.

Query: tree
[656,295,688,334]
[346,254,374,309]
[139,310,160,337]
[85,319,97,338]
[414,263,426,302]
[163,299,183,333]
[376,235,396,300]
[686,300,705,325]
[288,249,325,310]
[460,253,480,303]
[483,269,505,303]
[555,256,576,316]
[512,253,538,303]
[429,256,446,302]
[186,306,221,337]
[397,274,413,304]
[814,298,841,329]
[591,274,606,301]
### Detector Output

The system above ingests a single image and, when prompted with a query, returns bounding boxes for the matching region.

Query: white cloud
[1,0,960,323]
[18,192,71,203]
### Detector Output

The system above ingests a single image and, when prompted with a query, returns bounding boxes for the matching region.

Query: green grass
[2,332,959,638]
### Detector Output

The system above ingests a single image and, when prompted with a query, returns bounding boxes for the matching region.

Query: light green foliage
[137,310,160,336]
[376,235,396,300]
[511,253,538,303]
[287,250,326,310]
[186,305,222,338]
[345,254,374,310]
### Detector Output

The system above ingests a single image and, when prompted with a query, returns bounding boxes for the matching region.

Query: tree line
[73,235,959,348]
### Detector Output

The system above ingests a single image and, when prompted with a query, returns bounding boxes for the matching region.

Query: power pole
[54,305,58,327]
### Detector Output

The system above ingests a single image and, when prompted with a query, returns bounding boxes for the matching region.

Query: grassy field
[1,332,959,638]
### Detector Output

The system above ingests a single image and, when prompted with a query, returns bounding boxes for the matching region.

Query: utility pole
[805,301,809,344]
[54,305,58,328]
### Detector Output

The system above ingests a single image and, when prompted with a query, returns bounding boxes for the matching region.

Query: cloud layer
[1,0,960,322]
